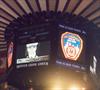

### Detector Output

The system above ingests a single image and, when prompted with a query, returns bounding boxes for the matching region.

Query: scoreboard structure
[5,12,97,89]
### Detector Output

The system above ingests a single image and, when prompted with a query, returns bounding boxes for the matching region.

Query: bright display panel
[16,41,50,68]
[56,31,86,71]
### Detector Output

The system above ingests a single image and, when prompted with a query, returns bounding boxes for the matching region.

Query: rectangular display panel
[16,41,50,68]
[56,30,87,71]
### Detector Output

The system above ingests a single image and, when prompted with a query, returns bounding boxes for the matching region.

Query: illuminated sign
[7,42,13,68]
[90,56,97,75]
[56,60,85,70]
[61,32,83,61]
[16,41,50,68]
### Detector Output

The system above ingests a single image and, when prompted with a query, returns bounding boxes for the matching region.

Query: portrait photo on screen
[16,41,50,64]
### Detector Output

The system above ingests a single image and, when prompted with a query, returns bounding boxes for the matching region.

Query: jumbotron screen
[16,41,50,68]
[56,31,87,71]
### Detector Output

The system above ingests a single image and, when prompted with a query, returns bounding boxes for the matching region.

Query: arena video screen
[56,31,86,71]
[16,41,50,68]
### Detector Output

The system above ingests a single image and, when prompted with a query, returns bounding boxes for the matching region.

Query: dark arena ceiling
[0,0,100,52]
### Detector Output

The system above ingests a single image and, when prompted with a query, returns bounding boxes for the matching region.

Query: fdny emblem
[61,32,83,61]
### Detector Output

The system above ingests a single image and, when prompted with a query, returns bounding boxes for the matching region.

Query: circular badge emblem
[66,46,76,57]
